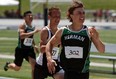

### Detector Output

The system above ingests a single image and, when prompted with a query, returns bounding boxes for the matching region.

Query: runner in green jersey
[4,11,40,79]
[46,1,105,79]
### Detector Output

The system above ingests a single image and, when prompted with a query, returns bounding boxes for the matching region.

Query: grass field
[1,58,116,79]
[0,29,116,79]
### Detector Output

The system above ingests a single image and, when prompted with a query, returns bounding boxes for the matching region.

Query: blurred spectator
[92,10,97,22]
[34,12,43,19]
[3,9,22,19]
[97,9,103,22]
[16,9,22,18]
[10,9,16,18]
[104,9,110,22]
[4,10,10,18]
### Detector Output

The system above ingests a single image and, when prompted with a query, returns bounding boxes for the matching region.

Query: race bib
[65,46,83,59]
[23,38,33,46]
[52,47,59,60]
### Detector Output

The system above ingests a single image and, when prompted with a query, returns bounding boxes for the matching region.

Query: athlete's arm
[32,40,39,53]
[46,29,62,74]
[19,24,39,39]
[39,28,48,53]
[89,27,105,53]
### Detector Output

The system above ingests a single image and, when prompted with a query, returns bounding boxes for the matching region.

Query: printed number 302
[69,50,79,55]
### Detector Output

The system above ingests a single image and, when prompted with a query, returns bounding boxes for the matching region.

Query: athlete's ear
[48,15,50,19]
[70,14,73,19]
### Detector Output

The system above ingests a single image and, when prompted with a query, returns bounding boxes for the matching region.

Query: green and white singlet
[17,24,35,48]
[60,25,91,73]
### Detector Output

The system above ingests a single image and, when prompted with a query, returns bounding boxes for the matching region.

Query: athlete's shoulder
[41,26,48,31]
[19,23,25,29]
[40,26,49,36]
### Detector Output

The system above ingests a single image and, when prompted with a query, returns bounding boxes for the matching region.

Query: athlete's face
[71,8,85,24]
[25,13,33,23]
[49,10,61,25]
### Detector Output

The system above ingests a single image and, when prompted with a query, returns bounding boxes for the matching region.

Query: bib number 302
[65,46,83,59]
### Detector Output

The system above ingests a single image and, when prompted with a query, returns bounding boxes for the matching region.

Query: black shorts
[34,63,62,79]
[14,46,36,66]
[34,53,62,79]
[64,71,89,79]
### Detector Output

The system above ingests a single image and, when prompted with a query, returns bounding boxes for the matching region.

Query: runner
[46,1,105,79]
[34,6,64,79]
[4,11,40,79]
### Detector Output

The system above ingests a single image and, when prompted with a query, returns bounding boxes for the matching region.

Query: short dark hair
[23,11,32,17]
[67,0,84,22]
[48,6,60,16]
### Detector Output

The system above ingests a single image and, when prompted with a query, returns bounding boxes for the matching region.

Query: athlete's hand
[34,28,40,34]
[89,26,99,39]
[47,59,57,74]
[34,45,39,53]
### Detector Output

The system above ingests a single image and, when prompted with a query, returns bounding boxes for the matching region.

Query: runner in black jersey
[4,11,40,79]
[34,7,64,79]
[46,1,105,79]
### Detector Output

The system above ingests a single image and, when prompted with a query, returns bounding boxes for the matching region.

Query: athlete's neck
[70,23,83,31]
[48,24,58,35]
